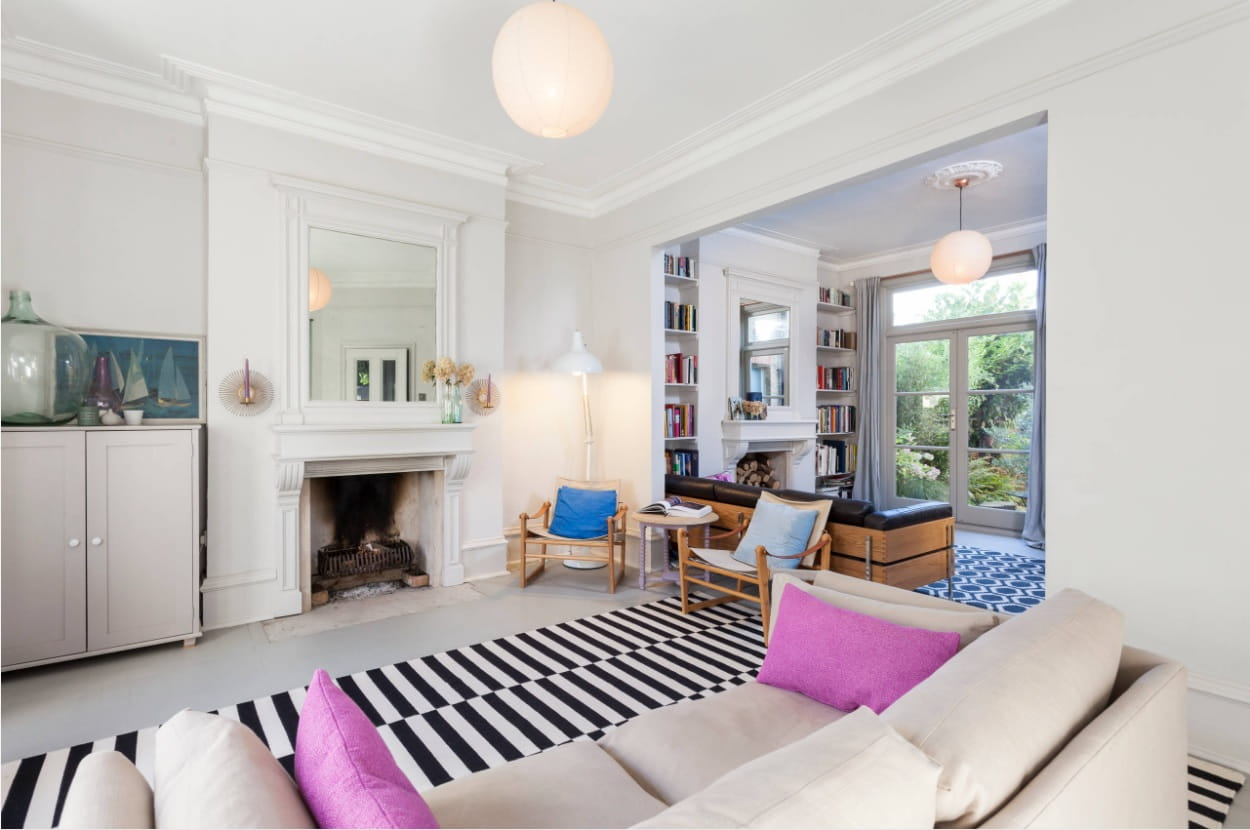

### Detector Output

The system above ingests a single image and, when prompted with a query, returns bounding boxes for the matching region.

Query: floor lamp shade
[930,230,993,285]
[492,1,613,139]
[552,330,603,375]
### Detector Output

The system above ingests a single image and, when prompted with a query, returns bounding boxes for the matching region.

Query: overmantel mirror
[276,177,465,423]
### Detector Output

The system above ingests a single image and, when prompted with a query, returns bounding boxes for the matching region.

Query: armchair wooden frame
[676,518,832,644]
[519,482,629,593]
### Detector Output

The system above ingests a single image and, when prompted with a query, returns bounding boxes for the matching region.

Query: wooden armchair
[676,492,835,643]
[519,478,628,593]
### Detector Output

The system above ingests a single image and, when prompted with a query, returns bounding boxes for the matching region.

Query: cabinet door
[2,431,87,666]
[86,430,195,650]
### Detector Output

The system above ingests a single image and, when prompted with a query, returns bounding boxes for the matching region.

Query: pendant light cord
[958,182,965,231]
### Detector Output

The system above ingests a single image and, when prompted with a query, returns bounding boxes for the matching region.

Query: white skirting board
[1188,677,1250,774]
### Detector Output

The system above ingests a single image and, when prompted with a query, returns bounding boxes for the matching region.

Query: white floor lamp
[552,330,604,569]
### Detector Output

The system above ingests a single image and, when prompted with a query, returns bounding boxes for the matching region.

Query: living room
[2,2,1247,828]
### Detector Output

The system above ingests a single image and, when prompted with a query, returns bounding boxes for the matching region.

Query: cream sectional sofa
[61,574,1188,829]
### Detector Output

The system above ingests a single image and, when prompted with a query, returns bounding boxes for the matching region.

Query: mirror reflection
[740,301,789,406]
[308,228,437,403]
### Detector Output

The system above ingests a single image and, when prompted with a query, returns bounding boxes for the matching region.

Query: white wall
[1,82,204,335]
[584,2,1250,767]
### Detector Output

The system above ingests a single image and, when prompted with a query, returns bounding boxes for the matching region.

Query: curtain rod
[880,247,1035,281]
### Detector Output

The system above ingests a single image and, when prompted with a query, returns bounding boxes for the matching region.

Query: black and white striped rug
[1,591,1242,829]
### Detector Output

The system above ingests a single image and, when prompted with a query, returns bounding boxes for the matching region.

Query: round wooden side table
[630,511,718,590]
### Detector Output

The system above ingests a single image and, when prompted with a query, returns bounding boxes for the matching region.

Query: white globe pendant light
[925,162,1003,285]
[309,267,333,312]
[492,1,614,139]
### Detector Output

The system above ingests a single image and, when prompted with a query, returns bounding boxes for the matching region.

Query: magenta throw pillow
[758,584,960,713]
[295,669,439,829]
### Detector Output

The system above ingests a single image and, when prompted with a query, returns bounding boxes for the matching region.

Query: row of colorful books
[818,287,852,307]
[665,352,697,384]
[817,404,857,434]
[664,449,699,477]
[817,366,854,390]
[664,301,697,331]
[664,403,695,437]
[816,439,857,476]
[818,328,857,349]
[664,254,697,278]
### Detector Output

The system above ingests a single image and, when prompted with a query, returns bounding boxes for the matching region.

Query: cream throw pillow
[770,572,1000,649]
[882,588,1124,827]
[633,707,941,829]
[155,709,314,829]
[59,751,154,829]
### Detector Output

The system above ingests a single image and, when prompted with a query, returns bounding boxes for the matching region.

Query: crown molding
[718,226,821,258]
[506,177,596,218]
[1,35,203,124]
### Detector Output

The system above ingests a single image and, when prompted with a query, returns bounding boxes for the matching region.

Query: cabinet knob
[68,538,81,548]
[90,537,103,546]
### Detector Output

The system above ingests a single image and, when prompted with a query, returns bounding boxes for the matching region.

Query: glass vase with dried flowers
[422,356,475,423]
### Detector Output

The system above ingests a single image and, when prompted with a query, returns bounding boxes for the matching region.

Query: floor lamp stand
[565,371,607,570]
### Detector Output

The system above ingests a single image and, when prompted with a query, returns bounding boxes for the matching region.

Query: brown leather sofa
[665,474,955,591]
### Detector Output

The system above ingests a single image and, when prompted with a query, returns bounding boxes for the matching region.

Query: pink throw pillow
[295,669,439,829]
[759,584,959,713]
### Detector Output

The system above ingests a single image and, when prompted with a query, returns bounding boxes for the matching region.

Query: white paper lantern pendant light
[309,267,333,312]
[492,1,614,139]
[925,161,1002,285]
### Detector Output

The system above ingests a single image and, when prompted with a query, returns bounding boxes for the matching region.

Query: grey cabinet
[1,427,202,669]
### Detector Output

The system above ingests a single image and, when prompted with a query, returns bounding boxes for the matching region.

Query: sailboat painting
[79,332,202,421]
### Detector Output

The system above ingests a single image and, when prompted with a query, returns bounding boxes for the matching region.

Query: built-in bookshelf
[815,282,857,493]
[662,242,701,475]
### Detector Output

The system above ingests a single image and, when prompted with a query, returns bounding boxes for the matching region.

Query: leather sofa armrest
[59,751,154,829]
[863,502,952,530]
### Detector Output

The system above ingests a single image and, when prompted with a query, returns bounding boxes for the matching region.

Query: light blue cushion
[732,499,819,570]
[547,486,618,539]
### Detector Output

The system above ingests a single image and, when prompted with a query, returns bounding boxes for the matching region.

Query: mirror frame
[275,175,467,424]
[724,267,806,418]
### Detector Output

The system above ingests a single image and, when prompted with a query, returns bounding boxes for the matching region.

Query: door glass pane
[892,269,1037,326]
[968,331,1034,390]
[968,451,1029,510]
[967,393,1033,449]
[355,359,370,401]
[895,340,949,392]
[381,360,397,402]
[897,448,949,501]
[897,394,950,447]
[746,352,786,404]
[746,309,789,343]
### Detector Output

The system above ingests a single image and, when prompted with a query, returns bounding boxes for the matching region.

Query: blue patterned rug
[915,544,1046,614]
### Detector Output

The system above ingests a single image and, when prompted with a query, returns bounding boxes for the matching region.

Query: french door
[888,323,1034,531]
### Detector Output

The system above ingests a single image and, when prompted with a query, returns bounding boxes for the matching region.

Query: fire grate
[318,538,413,578]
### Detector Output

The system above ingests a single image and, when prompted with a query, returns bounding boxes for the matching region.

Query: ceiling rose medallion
[492,1,614,139]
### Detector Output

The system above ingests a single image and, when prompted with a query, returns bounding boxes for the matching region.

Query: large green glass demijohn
[1,290,91,424]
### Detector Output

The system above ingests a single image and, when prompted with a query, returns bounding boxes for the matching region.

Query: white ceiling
[3,0,973,191]
[737,123,1048,262]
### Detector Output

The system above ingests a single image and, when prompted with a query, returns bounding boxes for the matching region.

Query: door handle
[68,538,81,548]
[90,537,103,546]
[949,412,956,431]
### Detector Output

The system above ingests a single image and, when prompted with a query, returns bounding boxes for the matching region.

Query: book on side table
[639,496,713,518]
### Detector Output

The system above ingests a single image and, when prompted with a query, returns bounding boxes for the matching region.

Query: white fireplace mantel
[272,422,476,616]
[721,419,817,489]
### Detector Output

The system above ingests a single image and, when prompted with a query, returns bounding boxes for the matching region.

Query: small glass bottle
[83,354,123,415]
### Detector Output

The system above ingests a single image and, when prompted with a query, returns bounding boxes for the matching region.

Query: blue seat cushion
[547,486,618,539]
[732,499,819,570]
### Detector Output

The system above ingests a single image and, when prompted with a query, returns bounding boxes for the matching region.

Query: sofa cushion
[296,669,437,829]
[633,707,941,829]
[810,569,1000,615]
[882,588,1124,827]
[732,498,818,569]
[864,501,953,530]
[770,572,1000,648]
[424,741,665,828]
[59,751,154,829]
[598,680,844,805]
[759,583,959,713]
[155,709,314,829]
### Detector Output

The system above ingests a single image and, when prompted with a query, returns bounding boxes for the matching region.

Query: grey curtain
[852,277,884,505]
[1022,244,1046,546]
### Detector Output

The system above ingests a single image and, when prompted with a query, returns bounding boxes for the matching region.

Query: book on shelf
[816,366,854,390]
[816,477,856,499]
[664,352,698,384]
[817,328,857,349]
[664,403,695,437]
[815,439,858,477]
[664,254,697,278]
[817,404,857,434]
[664,448,699,477]
[638,496,712,518]
[663,301,698,332]
[818,287,853,307]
